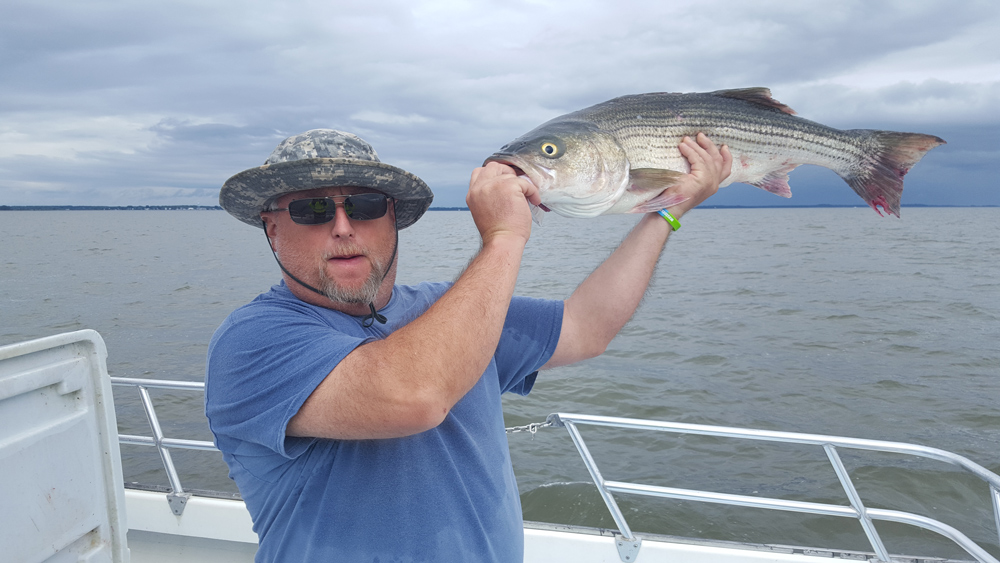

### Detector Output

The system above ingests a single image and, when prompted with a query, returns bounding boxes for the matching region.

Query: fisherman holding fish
[206,128,731,563]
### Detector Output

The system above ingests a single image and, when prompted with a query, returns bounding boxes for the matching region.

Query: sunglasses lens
[344,194,388,220]
[286,195,389,225]
[288,198,335,224]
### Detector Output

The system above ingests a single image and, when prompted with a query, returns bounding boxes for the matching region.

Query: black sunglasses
[271,194,390,225]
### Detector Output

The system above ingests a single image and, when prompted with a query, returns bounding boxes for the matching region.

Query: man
[206,129,731,562]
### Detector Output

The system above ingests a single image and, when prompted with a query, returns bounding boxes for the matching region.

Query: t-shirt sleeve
[493,295,563,395]
[205,301,367,461]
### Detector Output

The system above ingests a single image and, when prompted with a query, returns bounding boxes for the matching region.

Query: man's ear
[262,214,279,251]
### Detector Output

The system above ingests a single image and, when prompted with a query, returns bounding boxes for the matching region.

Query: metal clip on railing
[112,377,216,516]
[546,413,1000,563]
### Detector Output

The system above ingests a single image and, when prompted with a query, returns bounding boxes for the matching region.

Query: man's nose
[327,202,356,236]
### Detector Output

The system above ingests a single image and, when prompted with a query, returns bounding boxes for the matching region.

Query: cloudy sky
[2,0,997,209]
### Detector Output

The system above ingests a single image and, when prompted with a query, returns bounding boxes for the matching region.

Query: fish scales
[607,94,923,191]
[581,95,861,179]
[486,89,945,218]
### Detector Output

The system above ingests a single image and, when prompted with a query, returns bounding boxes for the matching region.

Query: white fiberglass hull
[122,488,955,563]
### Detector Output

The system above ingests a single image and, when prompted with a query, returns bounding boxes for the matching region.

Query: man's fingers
[519,176,541,206]
[679,134,712,172]
[679,133,731,178]
[695,131,718,153]
[481,161,520,177]
[719,144,733,180]
[472,162,541,206]
[471,161,513,185]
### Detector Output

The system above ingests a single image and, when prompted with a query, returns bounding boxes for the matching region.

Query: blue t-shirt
[205,281,563,563]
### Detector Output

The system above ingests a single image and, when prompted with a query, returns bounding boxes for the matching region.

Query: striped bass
[485,88,945,218]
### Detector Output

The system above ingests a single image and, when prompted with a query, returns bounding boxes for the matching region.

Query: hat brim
[220,157,433,229]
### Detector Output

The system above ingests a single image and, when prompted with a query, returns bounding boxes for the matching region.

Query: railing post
[562,421,642,562]
[992,485,1000,549]
[823,444,891,562]
[137,385,190,515]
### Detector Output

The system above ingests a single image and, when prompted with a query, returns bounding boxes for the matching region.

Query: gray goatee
[318,249,385,305]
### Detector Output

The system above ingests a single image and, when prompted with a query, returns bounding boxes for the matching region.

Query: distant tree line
[0,205,474,211]
[1,204,979,212]
[0,205,224,211]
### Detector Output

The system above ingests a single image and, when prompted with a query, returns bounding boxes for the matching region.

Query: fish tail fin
[840,130,946,217]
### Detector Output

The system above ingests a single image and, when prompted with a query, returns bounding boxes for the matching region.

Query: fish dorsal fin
[628,168,685,193]
[710,88,797,115]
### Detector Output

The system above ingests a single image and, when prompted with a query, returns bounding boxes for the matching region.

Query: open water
[2,207,998,557]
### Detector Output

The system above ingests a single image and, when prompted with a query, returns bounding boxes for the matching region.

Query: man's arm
[287,163,540,441]
[542,133,733,369]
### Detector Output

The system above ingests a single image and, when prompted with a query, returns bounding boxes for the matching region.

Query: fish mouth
[483,155,525,177]
[484,154,544,186]
[483,155,552,212]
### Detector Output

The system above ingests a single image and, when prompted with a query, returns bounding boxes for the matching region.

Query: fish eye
[540,141,562,158]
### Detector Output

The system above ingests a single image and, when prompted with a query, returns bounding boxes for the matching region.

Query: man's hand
[466,162,540,247]
[665,132,733,219]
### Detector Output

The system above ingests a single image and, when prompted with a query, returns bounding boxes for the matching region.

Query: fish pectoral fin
[628,168,685,193]
[626,168,688,213]
[629,193,690,213]
[749,165,797,198]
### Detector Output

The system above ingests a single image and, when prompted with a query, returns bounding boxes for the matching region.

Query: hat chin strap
[262,219,397,327]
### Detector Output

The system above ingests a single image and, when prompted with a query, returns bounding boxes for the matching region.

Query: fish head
[485,119,630,218]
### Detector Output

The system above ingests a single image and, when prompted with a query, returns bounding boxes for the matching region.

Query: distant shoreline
[0,204,995,211]
[0,205,472,211]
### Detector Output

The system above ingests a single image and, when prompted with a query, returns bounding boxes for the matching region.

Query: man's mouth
[325,247,368,262]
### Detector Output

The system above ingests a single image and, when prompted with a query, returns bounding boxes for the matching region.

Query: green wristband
[657,209,680,231]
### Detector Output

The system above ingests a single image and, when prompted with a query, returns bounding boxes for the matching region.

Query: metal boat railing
[548,413,1000,563]
[112,377,217,515]
[111,377,1000,563]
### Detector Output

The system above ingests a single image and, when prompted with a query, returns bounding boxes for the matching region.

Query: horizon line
[1,204,996,212]
[0,203,1000,211]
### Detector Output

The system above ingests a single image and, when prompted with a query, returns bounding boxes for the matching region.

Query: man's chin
[319,276,381,305]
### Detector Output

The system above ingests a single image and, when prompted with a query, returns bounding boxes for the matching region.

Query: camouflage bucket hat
[220,129,434,229]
